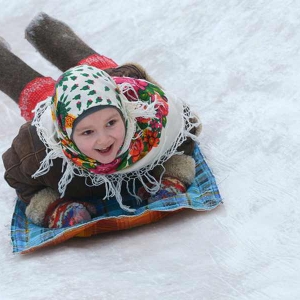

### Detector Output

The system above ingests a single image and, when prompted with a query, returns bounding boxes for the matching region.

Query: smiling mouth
[97,145,112,154]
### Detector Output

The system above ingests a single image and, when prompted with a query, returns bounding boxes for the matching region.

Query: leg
[0,39,42,103]
[25,13,117,71]
[0,37,55,121]
[25,13,162,84]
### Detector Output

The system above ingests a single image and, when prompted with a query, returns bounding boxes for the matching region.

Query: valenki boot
[24,13,159,83]
[25,12,117,72]
[0,37,43,103]
[0,36,11,51]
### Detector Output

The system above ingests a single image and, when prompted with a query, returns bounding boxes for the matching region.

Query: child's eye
[107,120,117,127]
[82,130,93,135]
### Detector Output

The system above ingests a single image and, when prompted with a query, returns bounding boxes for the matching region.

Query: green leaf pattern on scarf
[52,65,169,175]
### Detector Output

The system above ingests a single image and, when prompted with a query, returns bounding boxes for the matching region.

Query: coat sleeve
[2,122,47,204]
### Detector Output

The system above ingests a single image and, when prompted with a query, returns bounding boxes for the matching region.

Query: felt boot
[0,37,43,103]
[0,36,11,51]
[25,12,117,71]
[44,199,97,229]
[25,13,163,84]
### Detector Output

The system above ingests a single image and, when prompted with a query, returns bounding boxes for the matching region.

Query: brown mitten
[153,154,196,187]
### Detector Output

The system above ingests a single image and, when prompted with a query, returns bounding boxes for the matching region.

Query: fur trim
[25,188,59,226]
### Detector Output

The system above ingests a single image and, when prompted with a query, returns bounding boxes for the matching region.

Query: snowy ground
[0,1,300,299]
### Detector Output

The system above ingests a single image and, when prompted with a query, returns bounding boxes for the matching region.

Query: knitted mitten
[25,12,117,71]
[137,175,186,204]
[0,36,43,103]
[44,199,97,229]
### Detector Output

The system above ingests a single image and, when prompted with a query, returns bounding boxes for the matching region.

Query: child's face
[72,107,126,164]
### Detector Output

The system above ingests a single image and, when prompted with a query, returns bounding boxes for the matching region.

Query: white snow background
[0,1,299,299]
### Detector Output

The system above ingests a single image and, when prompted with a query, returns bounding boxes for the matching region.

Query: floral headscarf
[32,65,199,211]
[51,65,168,174]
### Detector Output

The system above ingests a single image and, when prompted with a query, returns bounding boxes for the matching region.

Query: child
[1,13,201,229]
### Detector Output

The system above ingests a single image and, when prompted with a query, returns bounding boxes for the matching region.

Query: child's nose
[95,132,109,145]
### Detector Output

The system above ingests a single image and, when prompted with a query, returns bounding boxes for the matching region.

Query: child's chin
[96,154,116,165]
[100,159,114,165]
[92,148,116,164]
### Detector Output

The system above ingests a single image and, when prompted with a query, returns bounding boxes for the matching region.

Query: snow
[0,0,300,299]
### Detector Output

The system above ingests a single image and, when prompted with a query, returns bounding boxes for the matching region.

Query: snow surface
[0,0,300,299]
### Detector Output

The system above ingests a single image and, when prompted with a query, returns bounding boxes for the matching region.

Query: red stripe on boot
[78,53,118,70]
[18,77,56,121]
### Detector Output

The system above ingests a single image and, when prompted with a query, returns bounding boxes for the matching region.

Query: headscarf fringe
[31,72,201,213]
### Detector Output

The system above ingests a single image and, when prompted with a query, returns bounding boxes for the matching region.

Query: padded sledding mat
[11,144,222,254]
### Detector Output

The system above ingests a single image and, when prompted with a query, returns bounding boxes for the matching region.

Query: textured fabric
[77,53,118,70]
[137,175,187,202]
[4,58,164,204]
[11,144,222,254]
[32,65,200,211]
[149,176,187,203]
[2,63,198,208]
[36,65,169,175]
[2,121,109,204]
[18,77,56,121]
[49,202,91,228]
[17,55,123,122]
